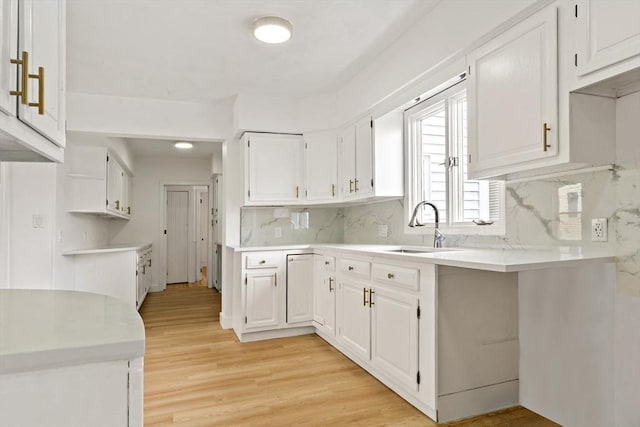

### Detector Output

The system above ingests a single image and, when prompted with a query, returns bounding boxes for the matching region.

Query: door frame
[159,181,211,291]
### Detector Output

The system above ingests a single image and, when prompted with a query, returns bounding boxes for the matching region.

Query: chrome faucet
[408,201,445,248]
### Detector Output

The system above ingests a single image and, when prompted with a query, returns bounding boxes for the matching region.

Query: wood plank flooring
[140,286,559,426]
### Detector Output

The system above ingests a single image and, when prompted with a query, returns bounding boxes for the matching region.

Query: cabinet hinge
[245,316,248,324]
[106,155,109,162]
[417,371,421,385]
[248,140,250,147]
[574,53,578,67]
[136,270,138,276]
[574,4,578,18]
[248,190,251,197]
[370,119,373,128]
[370,179,374,188]
[305,142,308,149]
[467,65,471,76]
[245,276,247,285]
[305,189,308,197]
[417,306,421,319]
[164,229,167,235]
[106,199,109,206]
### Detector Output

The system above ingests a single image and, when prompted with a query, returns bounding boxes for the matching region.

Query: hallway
[140,287,557,426]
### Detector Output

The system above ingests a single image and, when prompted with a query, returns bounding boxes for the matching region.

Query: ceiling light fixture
[174,142,193,149]
[252,16,293,44]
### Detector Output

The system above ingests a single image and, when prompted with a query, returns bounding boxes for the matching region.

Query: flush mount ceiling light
[174,142,193,149]
[252,16,293,44]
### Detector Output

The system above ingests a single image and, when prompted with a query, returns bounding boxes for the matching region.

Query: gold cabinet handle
[324,260,330,265]
[348,265,354,271]
[369,289,375,307]
[9,51,28,104]
[543,122,551,152]
[259,260,266,264]
[387,273,395,279]
[328,277,334,292]
[115,200,120,210]
[127,206,131,215]
[349,179,354,193]
[354,179,359,192]
[296,185,299,198]
[148,259,152,267]
[331,184,335,197]
[363,287,368,306]
[274,272,277,287]
[28,66,45,115]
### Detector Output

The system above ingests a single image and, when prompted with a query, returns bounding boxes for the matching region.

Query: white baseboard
[437,379,519,423]
[148,284,164,293]
[219,312,232,329]
[236,326,315,343]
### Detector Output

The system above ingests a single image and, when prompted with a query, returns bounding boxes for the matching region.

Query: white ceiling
[66,0,440,103]
[126,138,222,159]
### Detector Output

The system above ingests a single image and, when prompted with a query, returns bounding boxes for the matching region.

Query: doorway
[164,185,210,286]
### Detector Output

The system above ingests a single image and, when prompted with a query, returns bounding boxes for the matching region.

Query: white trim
[506,164,616,184]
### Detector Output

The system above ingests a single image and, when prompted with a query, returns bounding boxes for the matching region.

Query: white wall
[108,156,211,290]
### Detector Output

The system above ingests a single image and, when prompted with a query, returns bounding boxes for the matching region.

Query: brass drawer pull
[349,179,354,193]
[324,260,330,265]
[348,265,354,271]
[115,200,120,210]
[354,179,359,192]
[331,184,336,197]
[9,51,28,104]
[543,122,551,152]
[259,260,266,264]
[387,273,395,279]
[363,287,368,306]
[369,289,375,307]
[328,277,334,292]
[274,272,277,287]
[28,66,45,115]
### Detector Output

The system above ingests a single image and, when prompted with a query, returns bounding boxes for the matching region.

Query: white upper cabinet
[467,5,558,178]
[17,0,65,146]
[0,0,64,161]
[573,0,640,82]
[304,131,338,202]
[245,133,303,205]
[340,112,403,201]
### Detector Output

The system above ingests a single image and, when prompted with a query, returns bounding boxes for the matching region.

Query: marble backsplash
[240,206,344,246]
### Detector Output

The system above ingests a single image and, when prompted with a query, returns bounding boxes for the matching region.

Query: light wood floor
[140,286,559,426]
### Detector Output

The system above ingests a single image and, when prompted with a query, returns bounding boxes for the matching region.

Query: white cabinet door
[336,279,370,360]
[0,0,17,116]
[467,5,558,178]
[370,286,419,392]
[107,156,123,214]
[305,131,338,201]
[313,256,336,336]
[286,254,313,324]
[246,270,279,329]
[247,133,303,203]
[575,0,640,77]
[18,0,65,147]
[355,116,373,197]
[121,172,131,216]
[340,126,357,199]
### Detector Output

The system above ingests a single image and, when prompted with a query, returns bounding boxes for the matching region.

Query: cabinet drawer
[338,258,370,280]
[372,263,419,291]
[246,252,281,269]
[320,256,335,272]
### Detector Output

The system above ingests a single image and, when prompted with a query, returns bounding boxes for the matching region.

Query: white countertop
[0,290,145,374]
[229,244,615,272]
[63,243,152,255]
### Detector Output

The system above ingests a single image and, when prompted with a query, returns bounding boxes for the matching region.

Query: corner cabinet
[67,145,132,219]
[0,0,65,162]
[244,133,304,205]
[467,5,558,178]
[313,254,336,336]
[340,112,403,201]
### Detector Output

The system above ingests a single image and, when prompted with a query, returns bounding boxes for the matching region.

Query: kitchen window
[404,78,504,234]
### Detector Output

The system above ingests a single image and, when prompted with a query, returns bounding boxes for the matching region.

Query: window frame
[403,78,506,236]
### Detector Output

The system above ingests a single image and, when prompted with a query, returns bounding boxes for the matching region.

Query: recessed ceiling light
[174,142,193,149]
[253,16,293,44]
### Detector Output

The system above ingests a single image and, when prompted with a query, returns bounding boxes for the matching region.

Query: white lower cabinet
[313,255,336,336]
[336,279,371,360]
[370,286,419,392]
[246,270,279,329]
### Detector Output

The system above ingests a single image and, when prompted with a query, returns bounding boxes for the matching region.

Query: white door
[305,131,338,201]
[575,0,640,77]
[370,287,419,392]
[196,188,208,280]
[166,191,189,284]
[247,134,303,203]
[0,0,17,116]
[106,156,122,214]
[246,271,279,329]
[467,5,558,178]
[286,254,313,324]
[18,0,65,146]
[336,279,370,360]
[355,116,374,197]
[340,126,356,199]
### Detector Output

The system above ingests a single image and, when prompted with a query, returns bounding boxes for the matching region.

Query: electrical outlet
[378,224,388,237]
[591,218,608,242]
[274,227,282,238]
